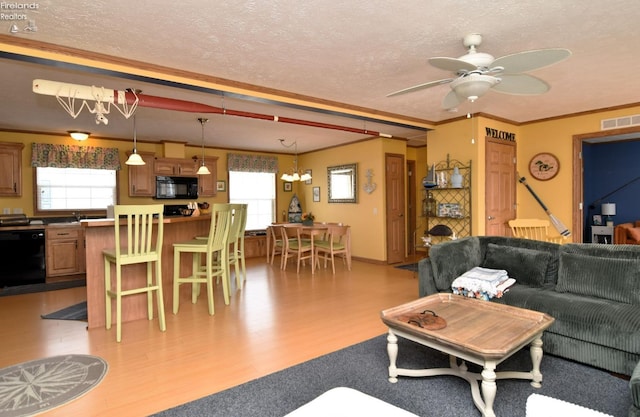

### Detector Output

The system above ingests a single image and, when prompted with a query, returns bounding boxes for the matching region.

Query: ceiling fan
[387,33,571,109]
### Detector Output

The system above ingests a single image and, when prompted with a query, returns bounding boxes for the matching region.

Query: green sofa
[417,236,640,416]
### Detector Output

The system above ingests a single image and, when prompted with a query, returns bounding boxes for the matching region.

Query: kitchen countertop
[81,214,211,228]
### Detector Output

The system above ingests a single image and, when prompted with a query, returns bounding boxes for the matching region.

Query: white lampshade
[196,164,211,175]
[451,74,499,101]
[601,203,616,216]
[125,151,145,166]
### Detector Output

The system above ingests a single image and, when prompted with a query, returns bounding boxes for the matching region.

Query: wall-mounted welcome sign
[485,127,516,142]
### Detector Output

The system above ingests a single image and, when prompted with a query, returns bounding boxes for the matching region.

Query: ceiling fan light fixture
[451,74,499,101]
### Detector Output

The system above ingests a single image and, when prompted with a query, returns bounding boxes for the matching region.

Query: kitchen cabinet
[154,157,198,176]
[0,142,23,197]
[128,151,156,196]
[244,235,267,258]
[46,225,85,279]
[197,158,219,197]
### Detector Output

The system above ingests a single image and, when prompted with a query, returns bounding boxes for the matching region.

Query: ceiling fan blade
[492,48,571,74]
[428,57,477,73]
[492,74,550,95]
[441,90,462,109]
[386,78,454,97]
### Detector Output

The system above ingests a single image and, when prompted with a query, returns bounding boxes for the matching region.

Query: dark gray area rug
[41,301,87,321]
[395,262,419,273]
[153,335,630,417]
[0,279,86,297]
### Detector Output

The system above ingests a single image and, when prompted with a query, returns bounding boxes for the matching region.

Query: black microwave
[155,176,199,199]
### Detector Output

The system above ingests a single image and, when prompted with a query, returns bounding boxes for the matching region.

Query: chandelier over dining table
[279,139,311,182]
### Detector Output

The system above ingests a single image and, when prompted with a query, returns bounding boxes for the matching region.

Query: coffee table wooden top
[381,293,554,359]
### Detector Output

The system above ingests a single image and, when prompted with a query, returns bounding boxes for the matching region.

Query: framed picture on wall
[312,186,320,202]
[304,169,312,185]
[216,180,226,192]
[283,182,292,192]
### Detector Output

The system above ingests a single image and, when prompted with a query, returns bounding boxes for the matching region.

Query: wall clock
[528,152,560,181]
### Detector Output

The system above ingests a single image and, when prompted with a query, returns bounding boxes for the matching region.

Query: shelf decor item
[451,166,463,188]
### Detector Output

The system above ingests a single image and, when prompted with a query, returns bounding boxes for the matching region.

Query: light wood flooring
[0,255,422,416]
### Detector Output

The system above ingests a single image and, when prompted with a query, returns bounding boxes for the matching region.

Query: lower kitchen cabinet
[244,235,267,258]
[46,225,85,280]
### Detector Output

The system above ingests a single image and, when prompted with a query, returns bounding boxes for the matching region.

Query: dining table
[281,223,329,273]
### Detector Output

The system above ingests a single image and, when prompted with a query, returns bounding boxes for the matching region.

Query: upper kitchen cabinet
[154,157,198,176]
[128,151,156,197]
[0,142,24,197]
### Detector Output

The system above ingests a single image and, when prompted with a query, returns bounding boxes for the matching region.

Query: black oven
[0,229,46,287]
[155,176,199,199]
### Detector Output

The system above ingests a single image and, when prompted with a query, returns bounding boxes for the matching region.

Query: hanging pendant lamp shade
[125,115,145,166]
[197,117,211,175]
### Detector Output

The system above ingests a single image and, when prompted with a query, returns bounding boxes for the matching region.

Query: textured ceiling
[1,0,639,152]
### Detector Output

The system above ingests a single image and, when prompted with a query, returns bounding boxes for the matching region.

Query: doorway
[572,125,640,243]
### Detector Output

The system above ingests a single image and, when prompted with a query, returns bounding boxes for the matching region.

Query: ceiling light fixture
[68,131,90,141]
[125,115,145,166]
[451,74,500,102]
[279,139,311,182]
[196,117,211,175]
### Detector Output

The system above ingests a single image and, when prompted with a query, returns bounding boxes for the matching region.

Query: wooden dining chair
[172,203,232,315]
[228,203,248,289]
[268,225,284,265]
[508,219,564,244]
[103,204,166,342]
[280,226,313,273]
[315,225,352,274]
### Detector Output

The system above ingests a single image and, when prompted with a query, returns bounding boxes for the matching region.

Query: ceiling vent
[601,114,640,130]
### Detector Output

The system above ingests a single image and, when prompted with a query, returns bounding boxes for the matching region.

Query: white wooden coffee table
[381,293,555,417]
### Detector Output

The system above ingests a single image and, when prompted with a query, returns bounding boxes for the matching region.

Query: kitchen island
[82,215,211,329]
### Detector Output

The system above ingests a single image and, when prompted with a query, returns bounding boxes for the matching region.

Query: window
[36,167,117,211]
[229,171,275,230]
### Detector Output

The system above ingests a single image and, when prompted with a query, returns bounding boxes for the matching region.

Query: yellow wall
[296,138,404,261]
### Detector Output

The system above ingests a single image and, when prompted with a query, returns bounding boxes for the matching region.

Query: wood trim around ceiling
[0,35,434,131]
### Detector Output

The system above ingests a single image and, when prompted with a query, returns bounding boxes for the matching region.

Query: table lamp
[601,203,616,226]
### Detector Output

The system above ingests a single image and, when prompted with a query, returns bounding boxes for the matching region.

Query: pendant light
[196,117,211,175]
[279,139,311,182]
[125,115,145,165]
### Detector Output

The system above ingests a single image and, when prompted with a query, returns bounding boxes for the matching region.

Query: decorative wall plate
[528,152,560,180]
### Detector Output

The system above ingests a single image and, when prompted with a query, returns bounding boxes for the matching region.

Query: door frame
[572,125,640,243]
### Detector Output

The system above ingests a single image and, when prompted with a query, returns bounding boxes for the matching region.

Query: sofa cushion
[481,243,551,287]
[429,237,481,291]
[555,251,640,304]
[499,287,640,354]
[628,227,640,242]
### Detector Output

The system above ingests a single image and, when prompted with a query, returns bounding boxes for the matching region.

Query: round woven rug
[0,354,108,417]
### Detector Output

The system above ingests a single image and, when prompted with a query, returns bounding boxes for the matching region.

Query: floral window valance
[31,143,122,170]
[227,153,278,173]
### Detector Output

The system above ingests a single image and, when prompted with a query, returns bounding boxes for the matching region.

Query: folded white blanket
[451,267,514,299]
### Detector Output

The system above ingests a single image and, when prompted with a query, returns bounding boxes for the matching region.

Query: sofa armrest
[418,258,438,297]
[631,361,640,416]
